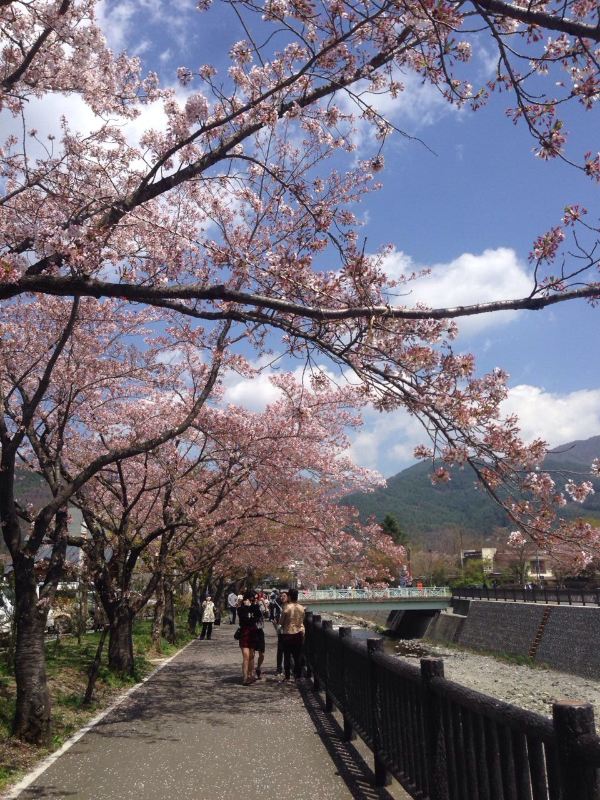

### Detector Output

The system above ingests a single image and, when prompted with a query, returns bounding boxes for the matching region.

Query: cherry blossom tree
[70,376,398,673]
[1,0,597,499]
[2,0,600,740]
[0,295,231,741]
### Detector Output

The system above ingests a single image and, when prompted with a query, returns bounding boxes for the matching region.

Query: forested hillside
[342,436,600,537]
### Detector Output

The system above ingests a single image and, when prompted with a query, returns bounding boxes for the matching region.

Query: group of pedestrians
[197,586,305,685]
[228,587,305,685]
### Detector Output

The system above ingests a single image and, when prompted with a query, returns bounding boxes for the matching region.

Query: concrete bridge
[299,587,451,614]
[299,587,451,637]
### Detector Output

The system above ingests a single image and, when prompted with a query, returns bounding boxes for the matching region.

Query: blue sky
[87,2,600,475]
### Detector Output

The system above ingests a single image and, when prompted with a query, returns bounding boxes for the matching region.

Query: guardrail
[304,613,600,800]
[453,586,600,606]
[299,587,452,601]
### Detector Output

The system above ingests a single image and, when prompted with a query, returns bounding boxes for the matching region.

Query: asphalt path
[14,624,398,800]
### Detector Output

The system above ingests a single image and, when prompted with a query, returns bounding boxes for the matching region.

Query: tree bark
[83,625,108,705]
[187,573,200,635]
[108,607,135,675]
[151,577,165,652]
[12,555,52,745]
[162,585,176,645]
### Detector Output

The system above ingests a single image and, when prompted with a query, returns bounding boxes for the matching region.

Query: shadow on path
[298,682,397,800]
[15,630,404,800]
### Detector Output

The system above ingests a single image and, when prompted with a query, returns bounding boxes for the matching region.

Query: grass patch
[0,618,193,793]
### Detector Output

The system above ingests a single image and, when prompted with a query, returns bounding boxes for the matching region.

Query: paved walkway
[15,626,399,800]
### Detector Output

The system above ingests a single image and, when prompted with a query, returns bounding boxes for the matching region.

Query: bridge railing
[299,587,452,601]
[453,586,600,606]
[304,613,600,800]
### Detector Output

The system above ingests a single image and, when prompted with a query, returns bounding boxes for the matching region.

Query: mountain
[14,468,51,509]
[342,435,600,539]
[545,435,600,467]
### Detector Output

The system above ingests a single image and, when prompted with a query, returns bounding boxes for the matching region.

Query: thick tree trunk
[77,580,88,645]
[108,608,135,675]
[83,625,108,705]
[162,586,176,645]
[151,578,165,652]
[187,574,200,635]
[12,558,51,745]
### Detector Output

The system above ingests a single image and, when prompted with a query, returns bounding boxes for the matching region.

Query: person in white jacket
[199,595,216,640]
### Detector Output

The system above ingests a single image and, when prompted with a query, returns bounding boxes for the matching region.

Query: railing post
[311,615,321,690]
[421,658,449,800]
[367,638,391,787]
[553,700,600,800]
[304,612,313,679]
[322,620,334,711]
[339,626,356,741]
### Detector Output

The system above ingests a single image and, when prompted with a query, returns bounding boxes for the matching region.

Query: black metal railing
[304,613,600,800]
[452,586,600,606]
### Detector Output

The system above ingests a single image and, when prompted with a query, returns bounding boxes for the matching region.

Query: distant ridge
[8,437,600,544]
[341,435,600,538]
[546,435,600,467]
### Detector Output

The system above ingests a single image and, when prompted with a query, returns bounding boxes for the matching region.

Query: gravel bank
[326,612,600,730]
[392,638,600,730]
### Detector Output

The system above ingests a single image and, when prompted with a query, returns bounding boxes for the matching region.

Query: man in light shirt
[279,588,305,681]
[227,590,238,624]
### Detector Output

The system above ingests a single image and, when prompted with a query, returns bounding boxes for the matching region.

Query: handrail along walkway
[304,612,600,800]
[453,585,600,606]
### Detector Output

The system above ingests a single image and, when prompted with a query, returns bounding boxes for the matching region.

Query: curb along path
[11,626,397,800]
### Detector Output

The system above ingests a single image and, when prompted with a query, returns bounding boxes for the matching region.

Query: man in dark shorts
[279,587,304,680]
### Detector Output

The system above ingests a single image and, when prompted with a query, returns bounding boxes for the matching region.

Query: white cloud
[336,68,458,153]
[97,1,138,51]
[502,385,600,448]
[222,371,283,412]
[347,407,424,474]
[3,89,170,162]
[346,384,600,476]
[382,246,533,334]
[98,0,195,56]
[371,70,457,129]
[221,357,351,413]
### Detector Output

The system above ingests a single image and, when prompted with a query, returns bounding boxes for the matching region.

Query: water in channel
[320,612,438,659]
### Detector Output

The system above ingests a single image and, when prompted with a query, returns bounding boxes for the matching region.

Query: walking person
[275,590,288,678]
[238,590,261,685]
[279,588,304,681]
[252,595,266,679]
[199,594,216,640]
[268,589,279,621]
[227,589,238,624]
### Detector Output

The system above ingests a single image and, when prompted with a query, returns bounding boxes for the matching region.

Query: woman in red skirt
[238,590,261,685]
